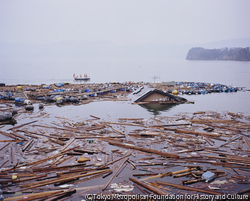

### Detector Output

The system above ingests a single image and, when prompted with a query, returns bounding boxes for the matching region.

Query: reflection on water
[139,103,178,116]
[73,79,91,84]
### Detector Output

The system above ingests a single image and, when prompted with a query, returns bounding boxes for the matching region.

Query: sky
[0,0,250,45]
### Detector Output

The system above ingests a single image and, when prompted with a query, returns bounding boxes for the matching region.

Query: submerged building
[129,86,187,104]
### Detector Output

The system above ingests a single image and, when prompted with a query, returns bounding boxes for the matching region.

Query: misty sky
[0,0,249,45]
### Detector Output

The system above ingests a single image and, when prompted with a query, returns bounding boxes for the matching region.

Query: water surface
[1,58,250,116]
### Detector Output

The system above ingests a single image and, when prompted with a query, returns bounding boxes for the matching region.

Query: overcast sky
[0,0,249,45]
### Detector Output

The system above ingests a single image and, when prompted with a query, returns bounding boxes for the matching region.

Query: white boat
[73,74,90,81]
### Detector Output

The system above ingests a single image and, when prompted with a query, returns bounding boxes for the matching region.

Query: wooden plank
[183,178,205,185]
[127,159,136,169]
[172,128,222,138]
[0,143,10,151]
[50,155,64,167]
[238,137,243,149]
[0,160,9,168]
[10,131,28,140]
[237,187,250,195]
[40,189,76,201]
[22,139,34,152]
[102,158,128,191]
[12,174,47,183]
[133,173,158,177]
[220,136,242,147]
[50,138,66,146]
[172,167,197,175]
[16,129,65,142]
[118,118,144,121]
[108,125,125,135]
[10,146,15,163]
[203,137,214,146]
[103,153,132,167]
[21,169,110,190]
[243,137,250,150]
[1,152,63,172]
[4,190,65,201]
[90,115,101,119]
[21,130,45,139]
[104,121,144,127]
[0,140,24,142]
[61,138,75,151]
[148,122,191,127]
[0,130,19,140]
[173,172,191,178]
[107,141,179,158]
[188,119,235,124]
[155,181,223,195]
[7,120,38,131]
[129,177,167,195]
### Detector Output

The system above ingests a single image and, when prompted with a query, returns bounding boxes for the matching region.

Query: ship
[73,73,90,81]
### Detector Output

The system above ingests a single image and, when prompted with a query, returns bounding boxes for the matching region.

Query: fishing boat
[73,73,90,81]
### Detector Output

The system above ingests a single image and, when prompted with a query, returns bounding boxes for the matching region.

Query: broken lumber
[107,141,179,158]
[167,128,222,138]
[50,138,66,146]
[237,187,250,195]
[61,138,75,151]
[42,189,76,201]
[22,169,110,190]
[155,181,223,195]
[4,190,65,201]
[129,177,167,195]
[10,146,15,163]
[0,140,24,142]
[7,120,38,130]
[108,125,125,135]
[133,173,158,177]
[220,136,242,147]
[0,143,10,151]
[188,119,235,124]
[90,115,101,119]
[103,153,132,167]
[0,130,19,140]
[102,157,128,191]
[9,131,28,140]
[203,136,214,146]
[22,139,34,152]
[244,136,250,149]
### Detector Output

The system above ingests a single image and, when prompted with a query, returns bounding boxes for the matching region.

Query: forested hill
[186,47,250,61]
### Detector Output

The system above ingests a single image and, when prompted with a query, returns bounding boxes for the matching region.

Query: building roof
[129,86,187,103]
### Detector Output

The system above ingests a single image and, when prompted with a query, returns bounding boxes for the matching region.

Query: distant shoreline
[186,47,250,61]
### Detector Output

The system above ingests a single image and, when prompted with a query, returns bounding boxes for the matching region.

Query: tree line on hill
[186,47,250,61]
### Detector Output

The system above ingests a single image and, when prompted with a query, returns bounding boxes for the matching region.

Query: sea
[0,57,250,118]
[1,58,250,199]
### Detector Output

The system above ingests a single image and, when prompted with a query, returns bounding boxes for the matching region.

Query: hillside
[186,47,250,61]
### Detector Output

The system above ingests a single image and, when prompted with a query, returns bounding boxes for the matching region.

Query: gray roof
[128,85,186,103]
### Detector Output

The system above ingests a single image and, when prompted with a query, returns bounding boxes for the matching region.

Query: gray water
[1,58,250,87]
[1,58,250,116]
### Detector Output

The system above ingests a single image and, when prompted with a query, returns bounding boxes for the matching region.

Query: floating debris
[0,82,249,200]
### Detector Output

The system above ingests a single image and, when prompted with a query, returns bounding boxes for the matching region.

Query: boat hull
[74,77,90,81]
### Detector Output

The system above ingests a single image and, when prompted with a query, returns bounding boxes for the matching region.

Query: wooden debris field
[0,106,250,200]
